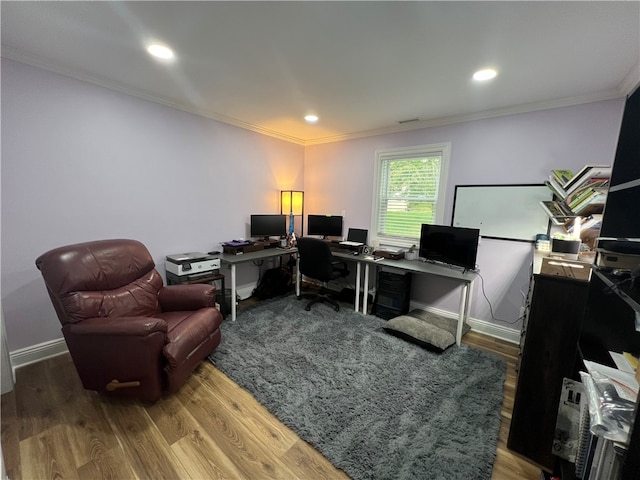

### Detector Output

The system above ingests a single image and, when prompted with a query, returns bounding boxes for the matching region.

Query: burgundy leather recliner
[35,239,223,402]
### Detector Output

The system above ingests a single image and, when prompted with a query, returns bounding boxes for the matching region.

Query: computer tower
[373,270,412,319]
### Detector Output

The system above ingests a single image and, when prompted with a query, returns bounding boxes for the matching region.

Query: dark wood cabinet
[508,274,589,470]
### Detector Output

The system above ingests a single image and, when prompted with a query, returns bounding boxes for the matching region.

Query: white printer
[165,252,220,276]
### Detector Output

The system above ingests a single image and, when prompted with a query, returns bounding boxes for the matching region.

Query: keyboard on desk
[330,246,351,253]
[339,241,364,247]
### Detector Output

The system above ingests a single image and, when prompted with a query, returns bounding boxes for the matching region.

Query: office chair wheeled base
[298,288,340,312]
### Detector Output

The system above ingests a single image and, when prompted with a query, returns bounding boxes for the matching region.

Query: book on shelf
[552,168,575,186]
[540,200,576,225]
[545,179,566,199]
[572,192,607,216]
[566,178,609,209]
[541,166,611,224]
[546,172,610,200]
[563,165,612,195]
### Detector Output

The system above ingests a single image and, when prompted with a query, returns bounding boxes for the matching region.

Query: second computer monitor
[307,214,343,238]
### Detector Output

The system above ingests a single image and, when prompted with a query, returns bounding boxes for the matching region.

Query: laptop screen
[347,228,368,244]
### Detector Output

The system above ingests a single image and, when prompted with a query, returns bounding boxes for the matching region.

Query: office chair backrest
[296,237,336,282]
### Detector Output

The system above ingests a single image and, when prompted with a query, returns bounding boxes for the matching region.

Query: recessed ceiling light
[146,43,174,60]
[304,114,319,124]
[473,68,497,81]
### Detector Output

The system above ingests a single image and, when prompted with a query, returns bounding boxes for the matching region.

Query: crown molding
[1,48,307,146]
[3,47,629,148]
[619,62,640,97]
[303,90,626,146]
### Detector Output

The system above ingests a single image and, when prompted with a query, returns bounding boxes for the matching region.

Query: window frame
[370,143,451,248]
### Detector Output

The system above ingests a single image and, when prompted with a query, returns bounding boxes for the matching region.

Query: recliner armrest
[66,316,167,336]
[158,284,216,311]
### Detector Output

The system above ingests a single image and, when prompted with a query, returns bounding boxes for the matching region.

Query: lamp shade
[281,190,304,215]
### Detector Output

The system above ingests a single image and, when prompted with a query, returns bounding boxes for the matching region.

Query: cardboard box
[540,257,592,281]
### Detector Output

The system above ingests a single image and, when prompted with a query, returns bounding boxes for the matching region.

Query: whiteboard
[452,184,551,242]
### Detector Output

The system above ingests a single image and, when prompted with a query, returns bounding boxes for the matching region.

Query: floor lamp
[281,190,304,237]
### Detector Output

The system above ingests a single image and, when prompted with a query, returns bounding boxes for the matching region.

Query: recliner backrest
[35,239,162,325]
[296,237,336,282]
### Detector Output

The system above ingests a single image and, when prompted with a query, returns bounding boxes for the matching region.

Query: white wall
[1,58,304,352]
[304,99,626,333]
[0,56,627,357]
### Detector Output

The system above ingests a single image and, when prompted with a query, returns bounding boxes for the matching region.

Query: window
[371,143,450,247]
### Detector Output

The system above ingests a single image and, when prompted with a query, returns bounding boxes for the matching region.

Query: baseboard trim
[10,338,68,374]
[409,301,520,345]
[9,301,520,374]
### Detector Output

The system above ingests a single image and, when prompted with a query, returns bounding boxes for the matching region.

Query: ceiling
[2,1,639,145]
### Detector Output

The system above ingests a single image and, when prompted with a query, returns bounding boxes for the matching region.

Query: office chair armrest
[330,260,350,277]
[158,284,217,311]
[331,260,349,270]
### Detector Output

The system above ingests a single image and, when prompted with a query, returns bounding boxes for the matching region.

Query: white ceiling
[2,1,639,145]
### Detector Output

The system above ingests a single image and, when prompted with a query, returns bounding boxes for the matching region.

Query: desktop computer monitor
[250,214,286,240]
[307,214,343,238]
[419,223,479,271]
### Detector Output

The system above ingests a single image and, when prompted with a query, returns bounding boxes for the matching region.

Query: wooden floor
[1,312,541,480]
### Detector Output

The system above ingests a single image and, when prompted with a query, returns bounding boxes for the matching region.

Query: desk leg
[363,263,369,314]
[230,264,237,321]
[296,256,301,297]
[354,262,361,313]
[456,282,473,346]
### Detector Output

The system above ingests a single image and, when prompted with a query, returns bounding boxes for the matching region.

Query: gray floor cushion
[382,309,470,352]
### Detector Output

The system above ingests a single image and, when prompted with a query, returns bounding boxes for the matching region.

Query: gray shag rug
[209,296,506,480]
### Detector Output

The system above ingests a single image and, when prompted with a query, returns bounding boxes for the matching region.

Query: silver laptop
[339,228,368,247]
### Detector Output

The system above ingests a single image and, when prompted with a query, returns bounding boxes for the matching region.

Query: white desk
[219,248,298,321]
[297,251,477,346]
[222,247,476,345]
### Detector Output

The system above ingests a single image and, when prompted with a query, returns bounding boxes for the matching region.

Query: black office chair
[296,237,350,311]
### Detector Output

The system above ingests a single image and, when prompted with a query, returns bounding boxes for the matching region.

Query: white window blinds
[373,144,450,246]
